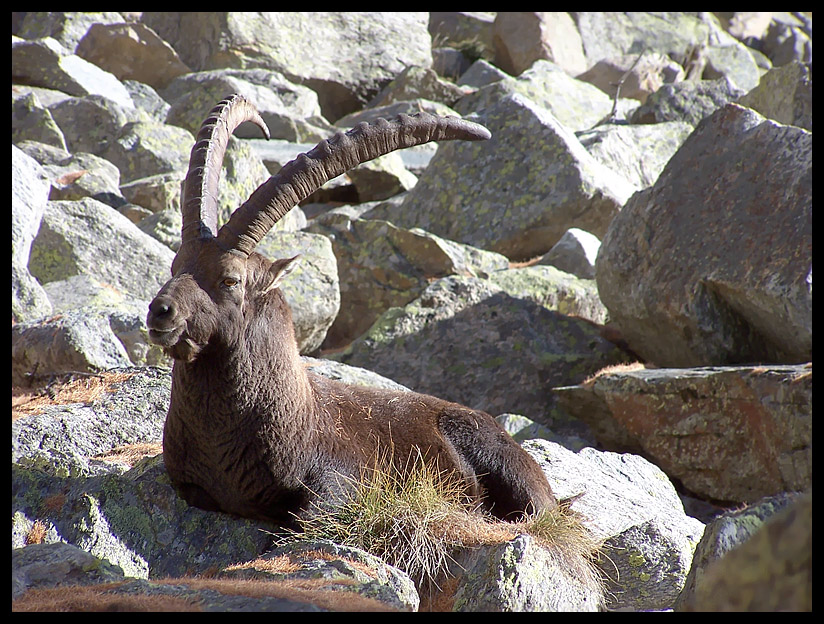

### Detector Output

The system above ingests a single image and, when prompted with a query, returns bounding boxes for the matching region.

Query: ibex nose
[147,295,176,327]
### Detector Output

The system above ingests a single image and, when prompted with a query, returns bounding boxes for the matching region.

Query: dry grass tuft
[12,371,135,420]
[283,449,604,599]
[224,554,301,575]
[12,575,404,612]
[581,361,647,386]
[92,443,164,467]
[25,520,48,545]
[12,582,200,612]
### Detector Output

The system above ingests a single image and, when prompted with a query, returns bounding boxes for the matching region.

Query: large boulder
[492,12,587,77]
[677,491,811,611]
[596,104,811,367]
[737,61,812,131]
[455,59,638,133]
[554,364,812,503]
[334,275,631,427]
[140,12,433,122]
[12,36,135,111]
[28,197,175,301]
[308,215,509,349]
[75,22,190,90]
[382,92,635,261]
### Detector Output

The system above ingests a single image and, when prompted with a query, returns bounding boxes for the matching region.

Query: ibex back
[147,95,558,526]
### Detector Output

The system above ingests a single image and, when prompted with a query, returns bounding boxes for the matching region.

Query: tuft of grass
[280,449,604,595]
[286,450,476,587]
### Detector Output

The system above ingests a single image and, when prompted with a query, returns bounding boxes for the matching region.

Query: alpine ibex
[147,94,557,526]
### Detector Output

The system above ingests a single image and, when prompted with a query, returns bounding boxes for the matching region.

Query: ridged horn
[217,113,492,256]
[181,94,270,245]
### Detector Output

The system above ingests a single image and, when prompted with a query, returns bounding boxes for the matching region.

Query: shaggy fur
[147,96,558,526]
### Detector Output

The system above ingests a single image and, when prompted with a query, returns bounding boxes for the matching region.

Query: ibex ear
[260,255,301,295]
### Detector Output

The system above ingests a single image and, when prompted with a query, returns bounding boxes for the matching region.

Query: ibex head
[147,94,491,362]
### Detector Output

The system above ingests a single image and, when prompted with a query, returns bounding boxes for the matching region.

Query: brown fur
[147,97,557,527]
[150,243,556,525]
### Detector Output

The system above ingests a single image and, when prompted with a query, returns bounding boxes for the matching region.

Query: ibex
[147,94,557,526]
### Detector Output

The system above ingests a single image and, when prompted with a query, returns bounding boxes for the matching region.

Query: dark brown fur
[147,97,558,526]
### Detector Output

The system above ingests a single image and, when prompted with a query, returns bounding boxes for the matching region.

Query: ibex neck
[170,337,316,432]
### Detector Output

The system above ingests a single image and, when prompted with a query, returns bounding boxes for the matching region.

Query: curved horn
[217,113,492,256]
[181,94,270,244]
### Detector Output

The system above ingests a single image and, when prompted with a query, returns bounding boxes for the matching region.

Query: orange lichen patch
[12,582,200,612]
[508,255,544,268]
[92,443,163,467]
[581,361,647,386]
[12,371,136,420]
[54,169,89,185]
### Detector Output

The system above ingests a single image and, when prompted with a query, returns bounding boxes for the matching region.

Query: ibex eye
[222,278,239,288]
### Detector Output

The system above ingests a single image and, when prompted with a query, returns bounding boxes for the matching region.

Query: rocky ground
[12,12,811,611]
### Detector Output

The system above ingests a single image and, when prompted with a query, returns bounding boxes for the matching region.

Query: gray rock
[428,12,496,63]
[492,12,588,77]
[577,120,694,190]
[526,440,706,611]
[431,48,472,82]
[163,69,333,142]
[47,94,137,156]
[256,231,340,354]
[12,367,171,468]
[456,59,638,132]
[141,11,433,123]
[308,216,509,349]
[120,172,181,215]
[41,151,125,207]
[11,302,169,385]
[457,58,510,89]
[554,364,812,503]
[334,275,631,426]
[11,36,135,111]
[28,197,176,301]
[677,491,811,611]
[394,92,635,261]
[536,228,601,279]
[574,11,711,69]
[75,22,191,91]
[450,533,604,611]
[11,91,67,151]
[738,61,812,131]
[576,52,685,104]
[136,207,182,251]
[12,456,278,580]
[100,120,193,184]
[675,491,804,610]
[596,104,811,367]
[12,145,53,323]
[761,17,813,67]
[16,11,125,52]
[122,79,171,123]
[630,78,746,126]
[485,264,609,325]
[367,65,471,109]
[235,540,419,612]
[13,542,127,600]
